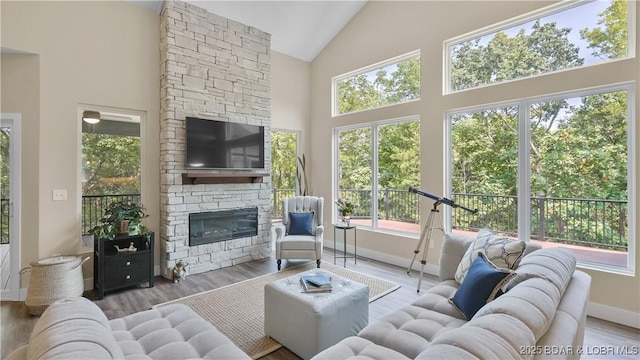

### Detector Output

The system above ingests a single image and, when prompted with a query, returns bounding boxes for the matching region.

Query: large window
[448,85,632,270]
[446,0,633,93]
[271,131,299,220]
[333,51,420,116]
[81,110,141,247]
[336,118,420,235]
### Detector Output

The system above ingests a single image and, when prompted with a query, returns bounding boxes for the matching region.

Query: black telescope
[408,187,478,214]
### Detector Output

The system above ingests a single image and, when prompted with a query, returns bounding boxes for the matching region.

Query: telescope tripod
[407,201,444,293]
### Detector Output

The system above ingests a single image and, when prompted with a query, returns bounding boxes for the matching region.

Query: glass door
[0,114,21,300]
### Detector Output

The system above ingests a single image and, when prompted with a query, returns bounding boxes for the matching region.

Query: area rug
[154,261,400,359]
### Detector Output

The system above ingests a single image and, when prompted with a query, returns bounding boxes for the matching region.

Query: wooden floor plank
[1,249,638,359]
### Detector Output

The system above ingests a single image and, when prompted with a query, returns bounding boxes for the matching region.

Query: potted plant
[90,199,149,240]
[335,198,356,225]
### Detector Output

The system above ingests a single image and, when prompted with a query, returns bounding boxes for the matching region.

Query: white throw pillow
[454,228,526,284]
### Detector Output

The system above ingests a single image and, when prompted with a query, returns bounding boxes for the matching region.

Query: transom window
[446,0,634,93]
[333,51,420,116]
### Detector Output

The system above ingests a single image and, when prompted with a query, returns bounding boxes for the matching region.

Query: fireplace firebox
[189,207,258,246]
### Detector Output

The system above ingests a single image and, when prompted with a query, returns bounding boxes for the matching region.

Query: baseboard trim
[325,243,439,277]
[588,302,640,329]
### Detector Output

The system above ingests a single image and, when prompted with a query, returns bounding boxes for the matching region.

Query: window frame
[334,115,421,236]
[332,50,421,117]
[77,104,146,252]
[443,0,637,95]
[445,82,636,274]
[270,129,301,222]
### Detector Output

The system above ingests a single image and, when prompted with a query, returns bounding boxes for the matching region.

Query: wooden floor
[1,249,638,359]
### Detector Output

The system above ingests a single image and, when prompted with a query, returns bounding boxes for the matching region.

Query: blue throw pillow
[450,252,515,320]
[288,212,314,235]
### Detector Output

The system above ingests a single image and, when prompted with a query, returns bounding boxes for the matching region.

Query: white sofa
[6,297,249,360]
[312,232,591,360]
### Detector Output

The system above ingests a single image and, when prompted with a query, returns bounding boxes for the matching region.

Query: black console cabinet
[94,233,154,299]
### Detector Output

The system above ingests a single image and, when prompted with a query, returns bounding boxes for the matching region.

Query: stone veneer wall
[159,0,272,278]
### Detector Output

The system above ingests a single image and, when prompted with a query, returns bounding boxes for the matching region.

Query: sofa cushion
[439,232,475,281]
[416,313,537,360]
[505,247,576,293]
[27,297,125,360]
[412,280,466,319]
[311,336,410,360]
[455,228,526,284]
[110,303,249,359]
[451,253,516,320]
[357,290,466,359]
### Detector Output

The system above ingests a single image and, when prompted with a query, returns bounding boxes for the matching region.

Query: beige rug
[155,261,400,359]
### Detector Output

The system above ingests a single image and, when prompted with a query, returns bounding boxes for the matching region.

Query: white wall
[309,0,640,322]
[1,1,160,279]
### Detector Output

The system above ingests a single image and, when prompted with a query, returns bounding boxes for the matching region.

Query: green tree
[337,56,420,114]
[271,132,297,191]
[451,21,583,91]
[82,133,140,195]
[377,121,420,190]
[580,0,628,59]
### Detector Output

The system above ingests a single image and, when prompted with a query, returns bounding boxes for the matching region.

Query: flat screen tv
[186,117,265,169]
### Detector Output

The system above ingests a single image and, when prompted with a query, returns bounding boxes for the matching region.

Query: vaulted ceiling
[130,0,367,62]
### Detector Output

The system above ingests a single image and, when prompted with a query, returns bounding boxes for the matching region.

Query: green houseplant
[89,199,149,240]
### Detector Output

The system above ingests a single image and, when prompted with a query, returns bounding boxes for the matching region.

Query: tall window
[333,51,420,116]
[271,131,298,220]
[81,111,141,246]
[449,86,632,270]
[446,0,633,92]
[336,118,420,235]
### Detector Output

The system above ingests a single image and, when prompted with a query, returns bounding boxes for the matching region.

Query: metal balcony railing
[1,198,9,244]
[82,194,141,235]
[270,189,628,252]
[10,189,620,252]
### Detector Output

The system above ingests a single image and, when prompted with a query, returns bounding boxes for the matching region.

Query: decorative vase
[342,215,351,226]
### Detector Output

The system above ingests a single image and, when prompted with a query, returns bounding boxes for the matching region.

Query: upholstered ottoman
[264,269,369,360]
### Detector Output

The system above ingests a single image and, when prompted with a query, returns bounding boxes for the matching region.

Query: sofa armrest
[438,232,475,281]
[5,345,28,360]
[315,225,324,240]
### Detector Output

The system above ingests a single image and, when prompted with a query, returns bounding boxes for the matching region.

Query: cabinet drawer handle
[126,261,131,266]
[125,275,131,280]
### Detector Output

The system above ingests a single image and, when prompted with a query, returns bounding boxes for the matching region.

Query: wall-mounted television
[186,117,265,170]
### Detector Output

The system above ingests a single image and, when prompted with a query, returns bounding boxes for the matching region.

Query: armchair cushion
[288,212,314,235]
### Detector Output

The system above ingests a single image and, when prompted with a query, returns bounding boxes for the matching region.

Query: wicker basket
[21,256,89,315]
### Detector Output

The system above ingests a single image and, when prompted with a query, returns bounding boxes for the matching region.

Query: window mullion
[518,102,531,243]
[372,124,379,229]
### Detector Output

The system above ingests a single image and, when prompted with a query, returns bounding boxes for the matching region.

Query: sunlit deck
[349,218,628,268]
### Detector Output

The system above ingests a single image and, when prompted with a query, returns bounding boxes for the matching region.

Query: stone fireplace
[159,1,272,278]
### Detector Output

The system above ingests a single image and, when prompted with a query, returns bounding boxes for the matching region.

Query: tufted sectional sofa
[312,233,592,360]
[6,296,249,360]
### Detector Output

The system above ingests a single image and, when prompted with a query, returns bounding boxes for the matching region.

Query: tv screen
[186,117,265,169]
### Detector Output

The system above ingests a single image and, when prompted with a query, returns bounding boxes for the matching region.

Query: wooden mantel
[181,172,270,185]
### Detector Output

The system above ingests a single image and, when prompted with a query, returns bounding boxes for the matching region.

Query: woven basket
[21,256,89,315]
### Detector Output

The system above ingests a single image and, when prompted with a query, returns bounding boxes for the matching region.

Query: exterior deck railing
[1,198,9,244]
[82,194,141,234]
[74,190,627,252]
[271,189,627,252]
